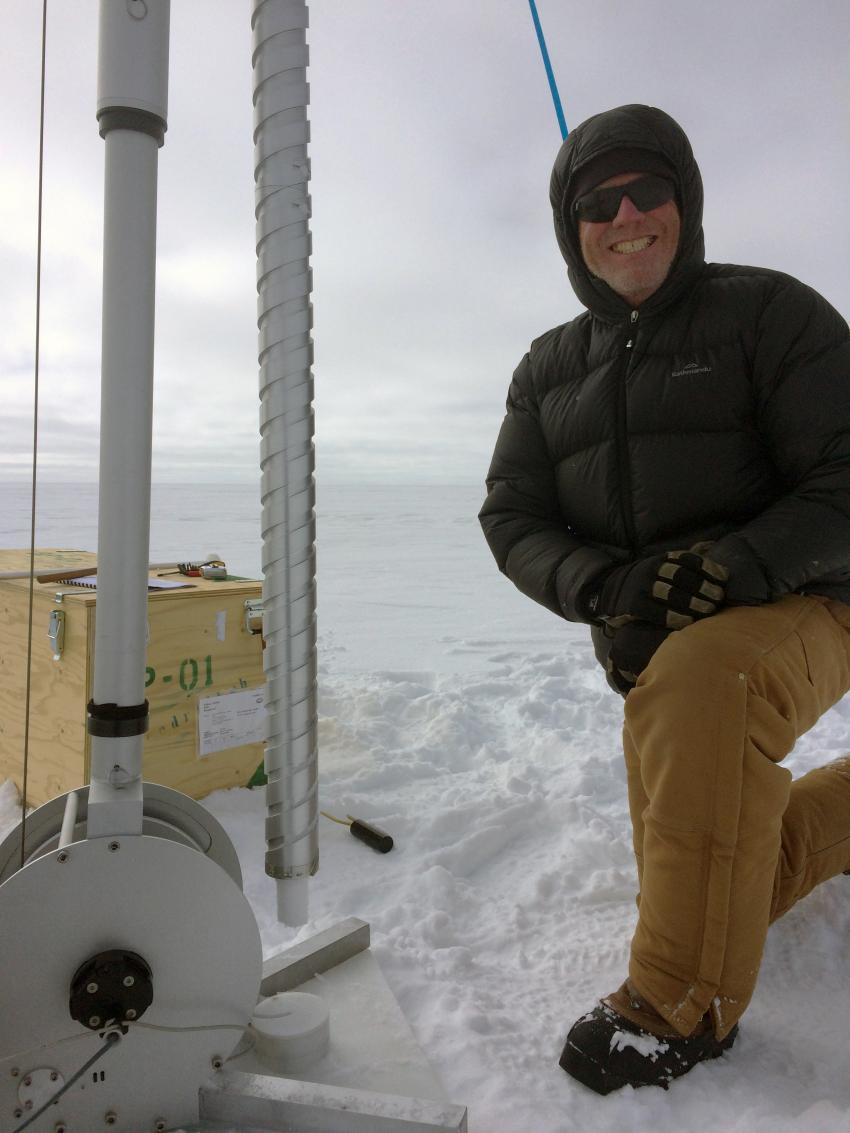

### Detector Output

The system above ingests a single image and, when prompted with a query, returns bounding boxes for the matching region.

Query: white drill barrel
[88,0,170,835]
[98,0,170,123]
[252,0,318,925]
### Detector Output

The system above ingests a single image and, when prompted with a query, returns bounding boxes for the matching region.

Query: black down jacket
[479,104,850,672]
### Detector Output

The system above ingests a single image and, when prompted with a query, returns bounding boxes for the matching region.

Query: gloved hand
[583,550,728,629]
[607,621,672,695]
[704,535,771,605]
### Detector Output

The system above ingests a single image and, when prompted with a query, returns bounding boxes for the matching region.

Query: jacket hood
[550,104,705,321]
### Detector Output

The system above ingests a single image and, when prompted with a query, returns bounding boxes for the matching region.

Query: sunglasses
[572,174,676,223]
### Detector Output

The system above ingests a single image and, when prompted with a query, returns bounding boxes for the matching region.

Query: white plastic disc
[250,992,330,1068]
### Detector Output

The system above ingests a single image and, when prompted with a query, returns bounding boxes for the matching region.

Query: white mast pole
[87,0,170,837]
[252,0,319,925]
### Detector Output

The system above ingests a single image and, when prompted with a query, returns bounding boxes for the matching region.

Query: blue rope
[528,0,568,139]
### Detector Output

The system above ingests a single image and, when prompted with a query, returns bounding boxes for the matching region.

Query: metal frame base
[0,810,467,1132]
[201,1071,468,1132]
[199,918,468,1133]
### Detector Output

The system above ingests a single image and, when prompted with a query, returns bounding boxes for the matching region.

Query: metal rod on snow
[252,0,319,926]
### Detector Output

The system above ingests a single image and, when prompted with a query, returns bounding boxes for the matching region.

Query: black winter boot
[559,981,738,1095]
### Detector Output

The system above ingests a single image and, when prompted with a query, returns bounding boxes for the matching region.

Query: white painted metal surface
[88,0,171,838]
[0,835,261,1132]
[97,0,170,122]
[0,783,245,889]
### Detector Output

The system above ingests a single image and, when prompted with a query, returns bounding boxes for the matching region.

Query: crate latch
[48,609,65,661]
[244,598,264,636]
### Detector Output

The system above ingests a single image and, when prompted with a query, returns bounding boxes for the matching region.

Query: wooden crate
[0,549,266,807]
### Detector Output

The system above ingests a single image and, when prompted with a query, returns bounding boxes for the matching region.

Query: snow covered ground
[2,482,850,1131]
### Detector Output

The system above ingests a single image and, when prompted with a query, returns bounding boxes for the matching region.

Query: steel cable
[20,0,50,869]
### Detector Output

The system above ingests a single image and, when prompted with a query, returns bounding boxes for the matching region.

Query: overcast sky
[2,0,849,485]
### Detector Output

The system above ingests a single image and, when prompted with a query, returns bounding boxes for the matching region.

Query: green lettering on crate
[149,656,213,693]
[179,658,198,692]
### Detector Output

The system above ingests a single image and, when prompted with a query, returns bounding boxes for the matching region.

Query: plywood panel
[0,550,265,805]
[143,583,265,795]
[0,586,92,805]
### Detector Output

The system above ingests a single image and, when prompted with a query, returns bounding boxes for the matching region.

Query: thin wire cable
[20,0,49,869]
[528,0,568,140]
[320,810,351,826]
[133,1020,248,1034]
[12,1030,121,1133]
[0,1017,247,1074]
[5,1018,246,1129]
[0,1028,95,1069]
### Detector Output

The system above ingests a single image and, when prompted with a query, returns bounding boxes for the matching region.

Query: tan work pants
[623,594,850,1040]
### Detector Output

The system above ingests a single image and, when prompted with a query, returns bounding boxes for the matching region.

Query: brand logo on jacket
[672,361,713,378]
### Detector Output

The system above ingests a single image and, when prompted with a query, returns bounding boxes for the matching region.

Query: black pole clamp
[86,700,149,738]
[96,106,167,146]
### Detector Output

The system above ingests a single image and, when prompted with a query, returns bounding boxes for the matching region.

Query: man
[479,104,850,1094]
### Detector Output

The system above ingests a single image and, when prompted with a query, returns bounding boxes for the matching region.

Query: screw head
[50,1071,59,1082]
[123,975,135,988]
[125,1008,137,1020]
[87,981,99,994]
[57,850,69,863]
[23,1075,32,1087]
[108,841,120,852]
[211,1055,224,1071]
[154,1122,167,1132]
[10,1067,19,1078]
[13,1109,22,1120]
[89,1015,102,1028]
[105,1112,118,1126]
[55,1123,67,1133]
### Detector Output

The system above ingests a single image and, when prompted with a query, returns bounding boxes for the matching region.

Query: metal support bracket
[203,917,469,1132]
[243,598,264,635]
[260,916,370,995]
[201,1071,469,1132]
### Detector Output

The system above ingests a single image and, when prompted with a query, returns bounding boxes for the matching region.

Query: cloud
[2,0,848,485]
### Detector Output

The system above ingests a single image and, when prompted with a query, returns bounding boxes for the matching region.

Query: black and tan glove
[706,535,771,605]
[583,550,728,629]
[607,621,672,695]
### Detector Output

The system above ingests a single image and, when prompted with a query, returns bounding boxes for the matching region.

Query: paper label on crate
[197,687,266,758]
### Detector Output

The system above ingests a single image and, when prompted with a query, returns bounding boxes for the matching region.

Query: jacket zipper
[617,310,640,552]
